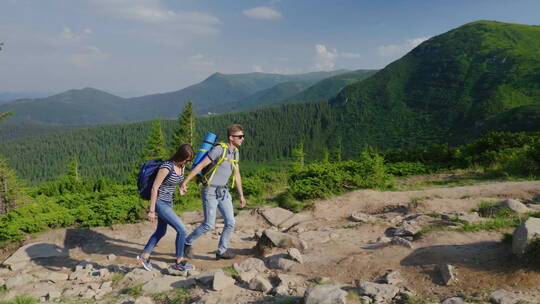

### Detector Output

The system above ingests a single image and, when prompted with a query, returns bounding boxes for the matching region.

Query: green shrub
[0,295,38,304]
[385,161,430,176]
[288,151,391,200]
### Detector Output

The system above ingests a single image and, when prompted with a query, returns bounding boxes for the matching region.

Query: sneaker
[184,244,194,259]
[136,255,153,271]
[216,250,235,260]
[172,261,195,271]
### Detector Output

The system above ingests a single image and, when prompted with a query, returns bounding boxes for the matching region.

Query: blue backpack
[137,159,171,200]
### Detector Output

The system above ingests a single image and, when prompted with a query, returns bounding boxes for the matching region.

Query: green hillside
[332,20,540,155]
[284,69,377,104]
[215,81,315,113]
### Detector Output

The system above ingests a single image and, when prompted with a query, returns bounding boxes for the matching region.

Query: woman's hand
[147,211,156,221]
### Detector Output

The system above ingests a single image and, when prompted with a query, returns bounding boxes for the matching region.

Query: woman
[137,144,195,271]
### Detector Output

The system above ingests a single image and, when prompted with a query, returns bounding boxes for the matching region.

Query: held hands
[179,181,188,195]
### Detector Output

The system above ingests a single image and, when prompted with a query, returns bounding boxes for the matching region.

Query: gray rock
[196,269,220,286]
[305,284,347,304]
[135,296,154,304]
[262,207,294,227]
[393,221,421,237]
[527,204,540,212]
[124,268,157,283]
[490,289,522,304]
[265,254,296,270]
[391,236,413,249]
[47,290,62,300]
[350,212,376,223]
[442,297,467,304]
[5,274,34,289]
[438,264,456,286]
[382,271,403,285]
[142,275,184,293]
[212,270,235,291]
[287,248,303,264]
[248,275,273,292]
[33,271,69,282]
[357,282,400,303]
[236,269,258,283]
[196,285,244,304]
[233,257,267,273]
[3,243,68,267]
[501,199,530,214]
[262,229,303,249]
[512,217,540,255]
[280,213,312,231]
[107,254,117,261]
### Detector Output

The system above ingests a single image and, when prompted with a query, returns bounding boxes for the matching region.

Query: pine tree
[66,155,80,180]
[330,136,342,163]
[173,99,196,149]
[0,156,25,214]
[143,119,168,161]
[292,141,305,168]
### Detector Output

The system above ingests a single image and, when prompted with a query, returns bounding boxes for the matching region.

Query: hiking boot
[216,250,235,260]
[171,260,195,272]
[184,244,194,259]
[136,255,153,271]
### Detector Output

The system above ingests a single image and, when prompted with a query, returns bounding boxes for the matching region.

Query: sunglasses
[231,134,245,139]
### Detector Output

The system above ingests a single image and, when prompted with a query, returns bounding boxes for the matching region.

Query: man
[179,124,247,260]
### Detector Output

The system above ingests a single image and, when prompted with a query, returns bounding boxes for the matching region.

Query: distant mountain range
[0,70,352,126]
[3,20,540,183]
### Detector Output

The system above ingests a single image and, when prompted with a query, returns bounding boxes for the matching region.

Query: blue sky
[0,0,539,97]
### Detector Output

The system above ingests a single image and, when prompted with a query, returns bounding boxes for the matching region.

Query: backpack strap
[202,143,239,188]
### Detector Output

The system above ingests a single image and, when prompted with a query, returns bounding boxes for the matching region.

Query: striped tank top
[157,161,184,202]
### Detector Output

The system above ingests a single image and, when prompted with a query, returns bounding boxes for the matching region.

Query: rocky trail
[1,180,540,304]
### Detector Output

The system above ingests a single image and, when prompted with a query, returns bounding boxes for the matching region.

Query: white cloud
[377,36,430,57]
[243,7,282,20]
[314,44,338,70]
[61,27,92,41]
[313,44,361,70]
[68,46,109,67]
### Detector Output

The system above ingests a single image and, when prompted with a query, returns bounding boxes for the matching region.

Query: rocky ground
[1,180,540,303]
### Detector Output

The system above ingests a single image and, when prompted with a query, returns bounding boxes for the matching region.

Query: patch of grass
[460,194,473,199]
[0,285,7,293]
[125,283,143,297]
[427,212,441,218]
[502,233,513,244]
[111,272,124,287]
[222,265,238,277]
[346,290,362,303]
[402,294,440,304]
[414,224,448,240]
[459,217,523,232]
[0,295,38,304]
[151,288,190,304]
[340,223,357,229]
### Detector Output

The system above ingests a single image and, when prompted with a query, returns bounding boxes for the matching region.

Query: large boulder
[304,284,347,304]
[3,243,68,268]
[261,207,294,227]
[501,199,530,214]
[512,217,540,255]
[357,282,400,303]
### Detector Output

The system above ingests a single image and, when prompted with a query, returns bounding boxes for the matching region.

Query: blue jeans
[185,186,235,254]
[143,199,187,258]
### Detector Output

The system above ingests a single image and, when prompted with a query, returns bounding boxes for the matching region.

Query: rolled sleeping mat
[191,132,217,169]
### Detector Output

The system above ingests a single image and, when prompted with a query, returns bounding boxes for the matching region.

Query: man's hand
[239,196,247,208]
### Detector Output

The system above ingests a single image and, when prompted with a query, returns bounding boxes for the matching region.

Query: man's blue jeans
[185,186,235,254]
[143,199,187,258]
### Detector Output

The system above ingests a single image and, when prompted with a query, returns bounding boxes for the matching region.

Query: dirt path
[3,180,540,301]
